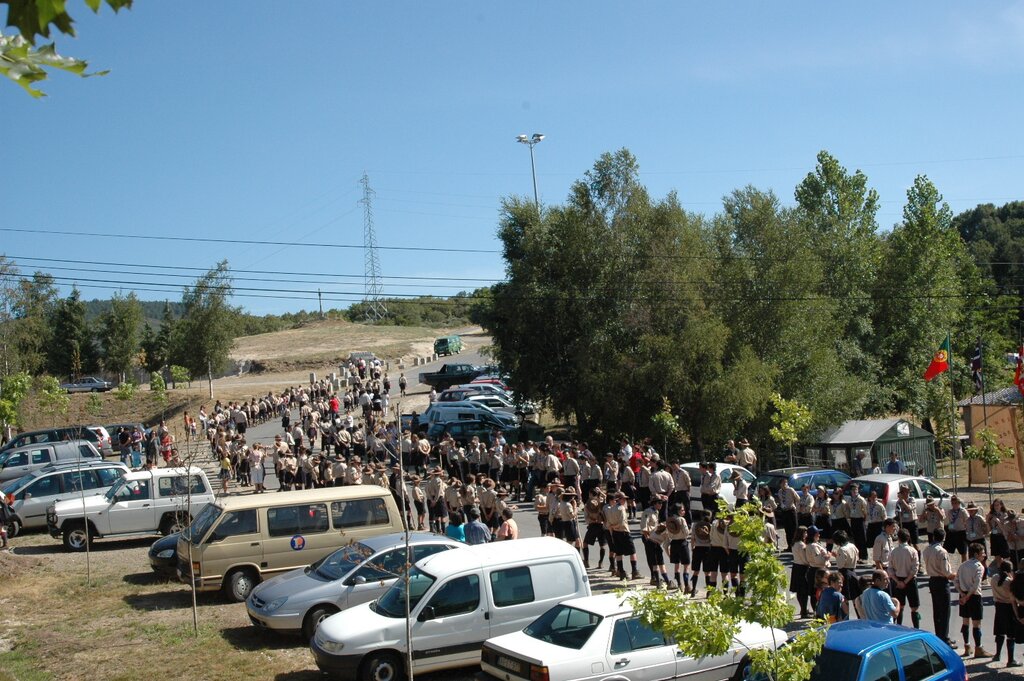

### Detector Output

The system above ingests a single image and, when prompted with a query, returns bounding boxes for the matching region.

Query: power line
[0,227,500,255]
[1,255,503,283]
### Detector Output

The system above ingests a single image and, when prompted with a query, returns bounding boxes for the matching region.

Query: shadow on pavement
[222,625,307,652]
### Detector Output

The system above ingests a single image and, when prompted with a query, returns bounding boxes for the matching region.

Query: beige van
[176,485,403,602]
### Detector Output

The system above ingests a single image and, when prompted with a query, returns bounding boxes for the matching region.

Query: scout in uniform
[582,489,607,569]
[665,513,691,593]
[865,490,888,551]
[945,496,969,562]
[889,528,922,629]
[964,501,989,555]
[923,527,957,647]
[896,485,919,545]
[607,491,640,580]
[847,484,869,561]
[690,510,713,595]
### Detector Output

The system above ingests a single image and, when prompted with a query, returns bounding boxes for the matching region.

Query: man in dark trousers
[922,528,957,648]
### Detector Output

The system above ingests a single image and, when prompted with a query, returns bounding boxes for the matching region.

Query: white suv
[47,466,215,551]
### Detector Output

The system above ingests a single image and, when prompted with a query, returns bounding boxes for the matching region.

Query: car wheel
[160,512,191,536]
[362,651,404,681]
[224,568,258,602]
[303,604,338,641]
[63,524,90,552]
[4,518,21,539]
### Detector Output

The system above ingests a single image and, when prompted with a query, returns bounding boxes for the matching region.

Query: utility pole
[318,288,324,319]
[360,173,388,322]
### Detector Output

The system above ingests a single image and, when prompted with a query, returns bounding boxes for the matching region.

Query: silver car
[246,532,461,641]
[1,460,129,534]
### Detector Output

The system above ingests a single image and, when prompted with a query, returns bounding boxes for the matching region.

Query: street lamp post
[516,133,544,210]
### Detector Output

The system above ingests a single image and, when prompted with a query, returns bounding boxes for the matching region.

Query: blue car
[738,621,966,681]
[754,467,851,496]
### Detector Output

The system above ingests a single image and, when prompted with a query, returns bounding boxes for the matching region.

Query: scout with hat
[642,495,673,587]
[736,438,757,472]
[534,483,552,536]
[730,468,749,508]
[665,512,691,593]
[690,509,713,594]
[605,491,640,580]
[896,484,919,546]
[556,489,582,551]
[546,482,563,538]
[964,500,988,550]
[582,488,607,569]
[945,495,968,561]
[922,496,945,544]
[444,476,462,518]
[409,474,427,531]
[479,479,500,531]
[425,467,448,533]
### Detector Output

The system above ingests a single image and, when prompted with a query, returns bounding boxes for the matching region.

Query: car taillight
[881,487,890,504]
[191,561,201,576]
[529,664,549,681]
[5,493,13,506]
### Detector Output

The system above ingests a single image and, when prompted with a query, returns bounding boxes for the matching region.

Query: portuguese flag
[923,335,950,381]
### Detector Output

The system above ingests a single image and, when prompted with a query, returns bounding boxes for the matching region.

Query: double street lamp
[516,133,545,210]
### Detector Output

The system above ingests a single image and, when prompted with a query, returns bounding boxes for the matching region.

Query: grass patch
[0,647,52,681]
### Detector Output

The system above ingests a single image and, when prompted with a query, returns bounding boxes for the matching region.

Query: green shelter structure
[803,418,937,477]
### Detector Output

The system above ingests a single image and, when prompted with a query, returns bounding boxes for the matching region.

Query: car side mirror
[418,606,435,622]
[23,493,31,500]
[345,575,367,586]
[941,492,949,498]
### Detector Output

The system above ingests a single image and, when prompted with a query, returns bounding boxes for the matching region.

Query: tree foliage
[629,500,827,681]
[48,286,97,379]
[1,0,132,97]
[36,374,69,426]
[0,370,31,427]
[176,261,236,381]
[99,291,143,381]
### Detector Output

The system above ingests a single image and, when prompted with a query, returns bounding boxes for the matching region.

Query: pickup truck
[418,363,484,390]
[47,466,215,551]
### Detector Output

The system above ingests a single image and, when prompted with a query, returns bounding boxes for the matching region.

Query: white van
[311,537,590,681]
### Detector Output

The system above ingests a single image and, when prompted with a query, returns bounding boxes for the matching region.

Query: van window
[268,503,330,537]
[490,566,535,607]
[529,561,578,602]
[5,452,28,467]
[330,498,390,529]
[425,574,479,618]
[60,469,100,492]
[79,445,99,459]
[211,510,258,540]
[158,475,207,497]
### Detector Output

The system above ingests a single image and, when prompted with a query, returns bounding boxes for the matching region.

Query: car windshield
[103,477,128,501]
[373,567,435,618]
[524,604,603,650]
[310,542,375,581]
[185,503,222,544]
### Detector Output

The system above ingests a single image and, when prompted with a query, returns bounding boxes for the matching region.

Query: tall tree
[99,291,143,382]
[48,285,97,378]
[795,151,887,413]
[8,271,57,375]
[873,175,969,416]
[716,187,866,439]
[177,261,236,395]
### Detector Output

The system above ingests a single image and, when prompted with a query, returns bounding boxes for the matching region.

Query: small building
[958,387,1024,485]
[804,418,937,477]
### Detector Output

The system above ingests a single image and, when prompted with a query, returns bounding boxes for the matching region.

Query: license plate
[497,656,522,673]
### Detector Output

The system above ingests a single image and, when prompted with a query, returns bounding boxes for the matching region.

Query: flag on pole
[1015,346,1024,397]
[970,338,983,393]
[923,336,951,381]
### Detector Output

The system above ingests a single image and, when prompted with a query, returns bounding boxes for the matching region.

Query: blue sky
[4,1,1023,315]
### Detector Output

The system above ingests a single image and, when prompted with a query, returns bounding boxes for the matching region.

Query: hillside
[229,318,458,372]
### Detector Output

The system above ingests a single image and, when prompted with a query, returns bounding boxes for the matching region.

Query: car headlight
[157,549,175,559]
[315,632,344,654]
[263,597,288,614]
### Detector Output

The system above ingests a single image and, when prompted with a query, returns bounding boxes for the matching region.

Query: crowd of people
[13,356,1022,670]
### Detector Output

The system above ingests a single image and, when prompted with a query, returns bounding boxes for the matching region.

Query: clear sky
[3,1,1023,315]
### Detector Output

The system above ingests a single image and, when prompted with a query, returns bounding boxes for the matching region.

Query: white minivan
[311,537,591,681]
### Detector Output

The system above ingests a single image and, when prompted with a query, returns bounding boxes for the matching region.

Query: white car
[47,466,215,551]
[679,462,756,513]
[480,592,786,681]
[845,474,953,528]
